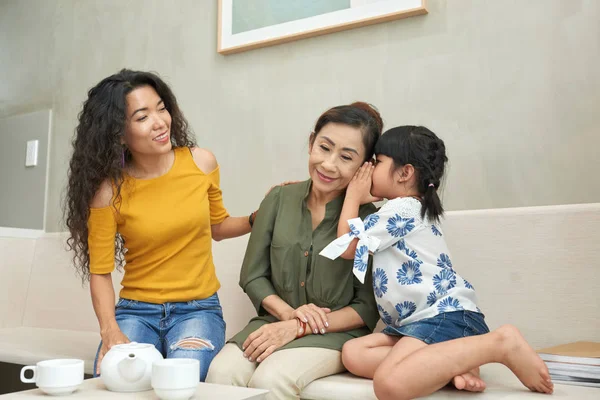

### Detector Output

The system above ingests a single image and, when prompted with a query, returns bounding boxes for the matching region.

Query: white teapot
[100,342,163,392]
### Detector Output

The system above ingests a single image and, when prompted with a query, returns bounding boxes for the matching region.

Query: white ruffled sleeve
[320,197,425,283]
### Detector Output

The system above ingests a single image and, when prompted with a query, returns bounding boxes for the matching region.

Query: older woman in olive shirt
[207,102,383,399]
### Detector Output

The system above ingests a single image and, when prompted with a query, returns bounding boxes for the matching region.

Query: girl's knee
[373,367,411,400]
[374,370,400,400]
[342,337,360,353]
[341,339,364,373]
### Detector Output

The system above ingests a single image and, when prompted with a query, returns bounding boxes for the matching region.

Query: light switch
[25,140,39,167]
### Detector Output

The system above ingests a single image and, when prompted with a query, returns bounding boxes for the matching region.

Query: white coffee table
[0,378,269,399]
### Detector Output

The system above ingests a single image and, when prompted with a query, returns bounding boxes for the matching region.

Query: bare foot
[452,367,487,392]
[496,325,554,394]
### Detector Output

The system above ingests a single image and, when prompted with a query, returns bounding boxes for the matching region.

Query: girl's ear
[396,164,415,183]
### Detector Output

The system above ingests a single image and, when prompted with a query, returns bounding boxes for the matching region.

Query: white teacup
[20,359,84,396]
[151,358,199,400]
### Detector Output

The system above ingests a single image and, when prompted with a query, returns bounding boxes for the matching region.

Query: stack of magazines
[538,341,600,388]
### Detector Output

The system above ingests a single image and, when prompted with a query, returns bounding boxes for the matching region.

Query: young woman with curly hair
[65,69,259,381]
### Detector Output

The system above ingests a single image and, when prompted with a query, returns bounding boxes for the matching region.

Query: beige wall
[1,0,598,232]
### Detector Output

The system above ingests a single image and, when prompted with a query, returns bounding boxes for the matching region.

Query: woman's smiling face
[308,122,366,195]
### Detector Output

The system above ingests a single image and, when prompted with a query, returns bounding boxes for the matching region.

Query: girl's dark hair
[64,69,195,282]
[311,102,383,161]
[375,126,448,222]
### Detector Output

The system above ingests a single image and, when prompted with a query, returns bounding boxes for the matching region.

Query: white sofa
[0,203,599,399]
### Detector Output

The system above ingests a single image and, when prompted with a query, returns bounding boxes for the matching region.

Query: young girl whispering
[320,126,553,399]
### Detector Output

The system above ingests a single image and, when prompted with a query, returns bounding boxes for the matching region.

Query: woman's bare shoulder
[90,179,113,208]
[190,147,218,174]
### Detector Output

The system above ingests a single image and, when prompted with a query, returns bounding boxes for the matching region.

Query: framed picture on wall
[217,0,428,55]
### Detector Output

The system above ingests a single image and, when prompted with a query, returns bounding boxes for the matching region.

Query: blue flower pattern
[396,239,419,260]
[433,268,456,294]
[354,245,369,272]
[386,215,415,237]
[373,268,388,298]
[437,297,464,313]
[437,253,453,269]
[426,291,439,306]
[406,249,419,260]
[352,198,479,330]
[348,223,358,237]
[378,305,393,325]
[396,239,407,252]
[395,301,417,320]
[364,214,380,230]
[396,260,423,285]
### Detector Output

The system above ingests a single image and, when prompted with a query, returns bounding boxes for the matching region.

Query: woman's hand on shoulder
[191,147,218,174]
[90,180,113,208]
[242,320,298,363]
[264,180,301,197]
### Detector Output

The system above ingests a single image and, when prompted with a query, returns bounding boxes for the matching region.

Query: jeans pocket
[189,293,222,312]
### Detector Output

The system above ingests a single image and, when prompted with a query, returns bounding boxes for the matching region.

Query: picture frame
[217,0,428,55]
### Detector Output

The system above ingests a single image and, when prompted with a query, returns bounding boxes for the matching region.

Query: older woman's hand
[292,304,331,335]
[242,320,298,362]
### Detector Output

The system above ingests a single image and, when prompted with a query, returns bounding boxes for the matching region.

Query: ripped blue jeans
[93,293,225,381]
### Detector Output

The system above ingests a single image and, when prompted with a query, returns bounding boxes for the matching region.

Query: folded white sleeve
[319,217,381,284]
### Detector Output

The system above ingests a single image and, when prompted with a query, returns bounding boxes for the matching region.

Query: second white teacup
[20,359,84,396]
[151,358,199,400]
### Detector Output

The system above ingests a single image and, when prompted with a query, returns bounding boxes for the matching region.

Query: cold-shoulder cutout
[190,147,218,175]
[90,179,113,208]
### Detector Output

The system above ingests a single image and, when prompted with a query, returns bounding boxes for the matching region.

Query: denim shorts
[382,311,490,345]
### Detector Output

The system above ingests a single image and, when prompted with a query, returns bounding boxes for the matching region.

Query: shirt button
[300,281,305,287]
[304,251,309,257]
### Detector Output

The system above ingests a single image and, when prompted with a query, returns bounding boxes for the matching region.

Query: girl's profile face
[371,155,397,199]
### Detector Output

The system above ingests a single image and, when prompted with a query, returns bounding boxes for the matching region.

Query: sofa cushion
[0,327,98,375]
[0,236,35,329]
[300,363,600,399]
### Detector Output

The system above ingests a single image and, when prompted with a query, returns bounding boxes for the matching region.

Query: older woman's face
[308,123,365,195]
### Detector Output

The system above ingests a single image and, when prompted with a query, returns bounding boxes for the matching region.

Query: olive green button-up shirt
[229,180,379,352]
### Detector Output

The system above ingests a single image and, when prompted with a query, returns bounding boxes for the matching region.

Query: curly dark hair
[65,69,196,282]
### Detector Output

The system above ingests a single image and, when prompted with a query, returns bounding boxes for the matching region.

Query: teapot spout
[117,353,146,383]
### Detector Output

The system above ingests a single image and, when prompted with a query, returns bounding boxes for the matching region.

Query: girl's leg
[343,332,484,390]
[341,333,400,378]
[165,295,226,381]
[373,325,553,400]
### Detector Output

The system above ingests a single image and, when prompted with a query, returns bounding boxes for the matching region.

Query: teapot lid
[111,342,155,351]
